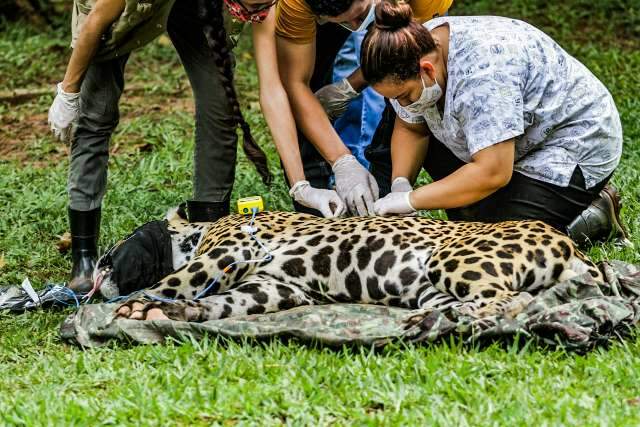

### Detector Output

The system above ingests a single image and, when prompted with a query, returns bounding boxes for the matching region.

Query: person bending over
[276,0,451,216]
[49,0,344,291]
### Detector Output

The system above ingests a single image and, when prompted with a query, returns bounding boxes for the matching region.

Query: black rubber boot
[69,207,101,293]
[186,200,230,223]
[567,185,631,248]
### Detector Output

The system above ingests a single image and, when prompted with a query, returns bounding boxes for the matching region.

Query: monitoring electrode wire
[192,207,273,301]
[49,284,81,307]
[8,284,83,308]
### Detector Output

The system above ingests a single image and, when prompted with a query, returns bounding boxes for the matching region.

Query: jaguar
[100,208,602,322]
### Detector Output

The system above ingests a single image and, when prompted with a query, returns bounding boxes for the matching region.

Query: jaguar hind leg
[456,291,534,318]
[428,262,536,318]
[426,240,542,317]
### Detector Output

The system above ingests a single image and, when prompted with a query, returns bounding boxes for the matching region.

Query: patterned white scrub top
[390,16,623,189]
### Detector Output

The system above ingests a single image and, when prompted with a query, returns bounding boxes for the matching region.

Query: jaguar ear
[176,203,188,221]
[165,204,189,223]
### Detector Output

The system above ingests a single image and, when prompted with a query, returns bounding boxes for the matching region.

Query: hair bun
[374,0,414,31]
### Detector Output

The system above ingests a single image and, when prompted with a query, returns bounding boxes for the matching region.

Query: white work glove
[391,176,413,193]
[374,191,416,216]
[314,78,359,121]
[48,82,81,143]
[332,154,379,217]
[289,180,346,218]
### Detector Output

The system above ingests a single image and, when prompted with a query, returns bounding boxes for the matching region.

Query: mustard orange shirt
[276,0,453,43]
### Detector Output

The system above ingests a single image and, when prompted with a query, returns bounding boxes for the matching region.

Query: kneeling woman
[361,1,626,244]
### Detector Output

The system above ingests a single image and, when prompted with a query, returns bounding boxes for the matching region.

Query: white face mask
[339,0,376,32]
[401,74,443,115]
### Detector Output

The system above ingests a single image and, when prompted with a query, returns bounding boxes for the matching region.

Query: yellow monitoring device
[237,196,264,215]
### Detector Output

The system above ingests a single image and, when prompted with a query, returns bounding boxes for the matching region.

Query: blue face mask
[339,1,376,32]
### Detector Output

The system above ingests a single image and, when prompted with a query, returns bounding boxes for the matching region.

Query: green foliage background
[0,1,639,424]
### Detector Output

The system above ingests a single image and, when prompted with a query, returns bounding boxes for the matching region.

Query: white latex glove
[289,180,346,218]
[332,154,379,217]
[389,177,417,216]
[374,191,416,216]
[391,176,413,193]
[48,82,81,143]
[314,78,359,121]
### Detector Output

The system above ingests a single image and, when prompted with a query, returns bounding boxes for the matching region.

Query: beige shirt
[71,0,245,61]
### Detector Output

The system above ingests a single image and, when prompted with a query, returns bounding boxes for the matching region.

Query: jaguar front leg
[116,276,313,321]
[145,244,263,300]
[189,278,314,320]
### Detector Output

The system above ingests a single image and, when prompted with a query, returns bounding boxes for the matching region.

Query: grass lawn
[1,1,639,424]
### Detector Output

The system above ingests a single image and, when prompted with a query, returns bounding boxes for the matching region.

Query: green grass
[1,2,640,425]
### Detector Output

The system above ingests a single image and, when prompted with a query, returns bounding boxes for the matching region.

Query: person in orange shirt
[276,0,452,217]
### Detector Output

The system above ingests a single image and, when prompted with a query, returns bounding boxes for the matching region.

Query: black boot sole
[600,187,633,248]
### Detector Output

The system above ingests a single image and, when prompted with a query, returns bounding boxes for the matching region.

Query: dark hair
[196,0,272,186]
[306,0,352,17]
[361,0,436,85]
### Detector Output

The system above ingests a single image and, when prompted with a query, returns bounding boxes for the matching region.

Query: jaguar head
[92,205,208,299]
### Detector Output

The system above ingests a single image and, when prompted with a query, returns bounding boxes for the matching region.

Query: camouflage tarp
[60,261,640,352]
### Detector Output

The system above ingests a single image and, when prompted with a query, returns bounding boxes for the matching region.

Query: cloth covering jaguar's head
[92,206,208,299]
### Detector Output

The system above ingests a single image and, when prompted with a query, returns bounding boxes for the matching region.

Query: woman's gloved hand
[374,191,416,216]
[332,154,379,216]
[385,177,418,216]
[314,78,359,121]
[289,180,346,218]
[390,176,413,193]
[48,82,81,143]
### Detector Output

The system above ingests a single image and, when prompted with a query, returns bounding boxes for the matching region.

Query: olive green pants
[68,0,237,211]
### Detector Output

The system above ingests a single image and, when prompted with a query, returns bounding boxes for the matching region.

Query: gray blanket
[60,261,640,352]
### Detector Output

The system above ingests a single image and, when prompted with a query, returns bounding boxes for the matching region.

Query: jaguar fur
[110,208,602,321]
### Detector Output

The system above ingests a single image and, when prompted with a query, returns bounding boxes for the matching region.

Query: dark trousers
[68,0,237,211]
[365,103,608,231]
[365,99,396,197]
[286,24,351,215]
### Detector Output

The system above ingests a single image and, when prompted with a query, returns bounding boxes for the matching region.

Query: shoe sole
[600,188,632,246]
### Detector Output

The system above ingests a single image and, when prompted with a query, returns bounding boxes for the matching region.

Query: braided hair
[196,0,272,186]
